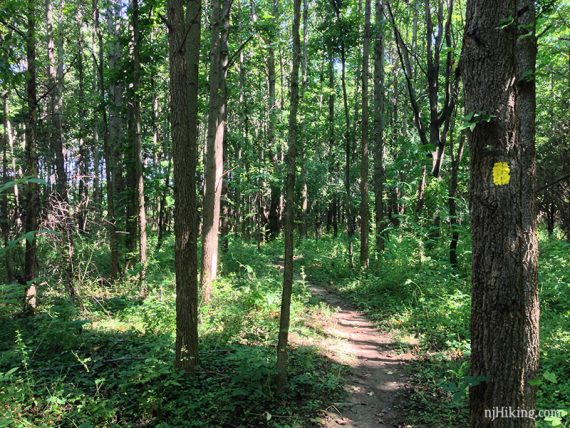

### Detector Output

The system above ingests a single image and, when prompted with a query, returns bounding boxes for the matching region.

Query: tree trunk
[373,0,386,254]
[359,0,371,268]
[167,0,201,373]
[1,93,13,282]
[462,0,539,425]
[448,128,465,267]
[267,0,281,239]
[299,0,309,240]
[76,3,88,234]
[130,0,147,291]
[94,0,120,279]
[201,0,231,301]
[46,0,67,201]
[23,0,39,313]
[276,0,301,392]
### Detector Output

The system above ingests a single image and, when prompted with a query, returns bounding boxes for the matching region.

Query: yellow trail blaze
[493,162,510,186]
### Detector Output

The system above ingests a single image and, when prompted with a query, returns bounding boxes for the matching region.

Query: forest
[0,0,568,426]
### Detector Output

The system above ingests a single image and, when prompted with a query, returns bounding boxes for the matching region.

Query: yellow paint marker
[493,162,510,186]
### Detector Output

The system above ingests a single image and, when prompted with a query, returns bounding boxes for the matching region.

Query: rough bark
[276,0,301,391]
[462,0,540,425]
[167,0,201,373]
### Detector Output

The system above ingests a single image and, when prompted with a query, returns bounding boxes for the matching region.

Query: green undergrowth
[300,229,569,428]
[0,236,345,427]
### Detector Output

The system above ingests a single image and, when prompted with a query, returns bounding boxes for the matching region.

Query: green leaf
[543,371,557,383]
[528,377,542,386]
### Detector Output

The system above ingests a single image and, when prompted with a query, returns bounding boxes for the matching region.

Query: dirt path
[305,282,413,428]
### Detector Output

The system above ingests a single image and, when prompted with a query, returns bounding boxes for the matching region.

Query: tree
[201,0,231,301]
[130,0,148,291]
[167,0,202,373]
[462,0,540,425]
[372,0,386,254]
[23,0,39,313]
[359,0,371,268]
[276,0,301,391]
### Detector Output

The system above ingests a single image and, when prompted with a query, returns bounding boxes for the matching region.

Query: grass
[299,228,569,428]
[0,227,567,427]
[0,236,345,427]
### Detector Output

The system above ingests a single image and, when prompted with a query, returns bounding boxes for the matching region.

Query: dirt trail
[305,283,413,428]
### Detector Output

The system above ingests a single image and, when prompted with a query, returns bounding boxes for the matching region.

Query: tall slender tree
[360,0,371,268]
[201,0,231,301]
[373,0,386,253]
[276,0,301,391]
[130,0,147,290]
[167,0,202,373]
[23,0,39,313]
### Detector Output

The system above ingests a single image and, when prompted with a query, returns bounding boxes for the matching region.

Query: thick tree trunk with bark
[462,0,539,425]
[168,0,201,373]
[201,0,231,301]
[276,0,301,392]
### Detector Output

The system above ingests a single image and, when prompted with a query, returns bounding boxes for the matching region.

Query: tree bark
[23,0,39,313]
[94,0,120,279]
[167,0,201,373]
[462,0,539,425]
[130,0,147,291]
[1,93,13,282]
[46,0,67,201]
[201,0,231,301]
[267,0,280,239]
[276,0,301,392]
[360,0,371,268]
[373,0,386,254]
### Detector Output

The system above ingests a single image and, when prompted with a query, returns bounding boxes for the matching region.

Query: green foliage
[301,232,569,427]
[0,237,344,427]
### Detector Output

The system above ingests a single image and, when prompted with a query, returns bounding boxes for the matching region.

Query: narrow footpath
[306,282,413,427]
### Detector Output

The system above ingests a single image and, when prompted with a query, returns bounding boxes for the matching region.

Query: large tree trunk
[23,0,39,313]
[201,0,231,301]
[373,0,386,254]
[276,0,301,392]
[462,0,539,426]
[168,0,201,373]
[130,0,147,291]
[359,0,371,268]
